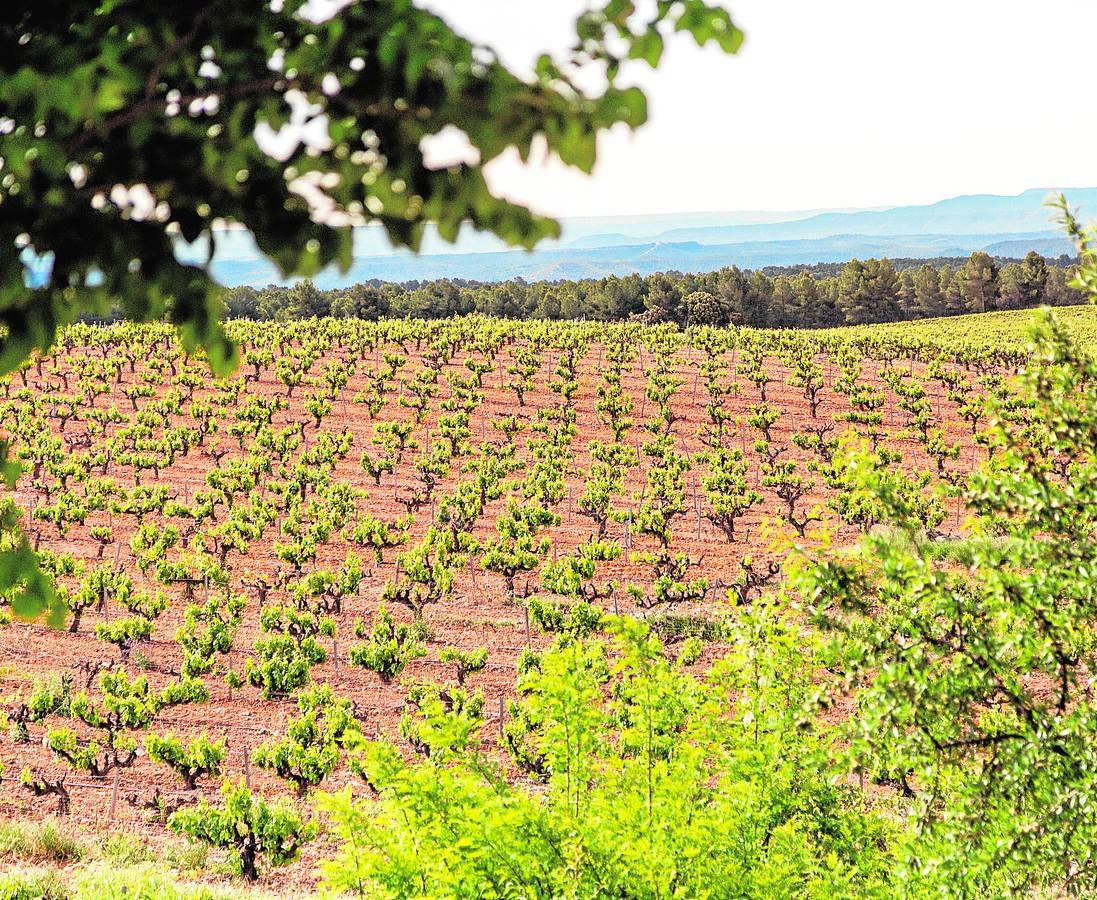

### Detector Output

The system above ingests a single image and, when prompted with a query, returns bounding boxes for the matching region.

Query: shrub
[168,780,316,882]
[527,597,604,642]
[322,610,899,897]
[145,733,226,790]
[252,684,363,796]
[439,646,487,685]
[348,604,425,682]
[244,605,330,699]
[398,682,484,759]
[797,309,1097,891]
[676,636,704,666]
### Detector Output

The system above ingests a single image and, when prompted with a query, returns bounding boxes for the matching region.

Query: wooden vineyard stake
[524,605,531,648]
[243,746,251,788]
[109,771,120,821]
[693,470,702,539]
[498,697,505,737]
[332,636,339,670]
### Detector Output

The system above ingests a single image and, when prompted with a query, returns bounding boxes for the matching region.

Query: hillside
[1,306,1091,892]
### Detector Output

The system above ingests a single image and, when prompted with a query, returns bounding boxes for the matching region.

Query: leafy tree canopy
[0,0,742,374]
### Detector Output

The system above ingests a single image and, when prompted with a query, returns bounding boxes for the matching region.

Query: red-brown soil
[0,326,997,890]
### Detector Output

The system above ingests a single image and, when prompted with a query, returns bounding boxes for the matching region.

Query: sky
[421,1,1097,218]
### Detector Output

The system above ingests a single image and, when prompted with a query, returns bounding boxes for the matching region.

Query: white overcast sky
[420,1,1097,218]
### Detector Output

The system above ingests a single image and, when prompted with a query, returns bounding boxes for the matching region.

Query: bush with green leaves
[11,672,73,742]
[145,732,226,790]
[346,513,409,564]
[289,554,363,617]
[823,442,945,536]
[438,646,488,686]
[798,307,1097,894]
[676,635,704,667]
[381,527,458,620]
[398,682,485,760]
[45,672,208,778]
[539,537,621,601]
[321,610,900,897]
[66,565,131,634]
[168,780,316,883]
[577,442,635,538]
[175,591,246,679]
[252,684,363,797]
[244,605,332,699]
[527,597,605,644]
[348,604,426,683]
[700,447,762,542]
[93,615,155,661]
[482,499,560,600]
[760,457,821,538]
[93,587,168,660]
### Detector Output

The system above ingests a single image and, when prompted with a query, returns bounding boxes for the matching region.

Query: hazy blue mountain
[982,236,1075,258]
[556,206,876,249]
[180,204,878,264]
[592,188,1096,247]
[201,230,1064,287]
[188,189,1092,287]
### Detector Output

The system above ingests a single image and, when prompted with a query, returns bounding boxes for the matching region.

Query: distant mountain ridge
[582,188,1093,247]
[191,188,1093,286]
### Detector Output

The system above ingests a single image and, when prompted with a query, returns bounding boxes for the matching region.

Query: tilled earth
[0,326,994,891]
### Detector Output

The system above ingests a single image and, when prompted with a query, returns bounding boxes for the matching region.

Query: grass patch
[0,868,67,900]
[922,533,1017,565]
[78,862,292,898]
[164,838,209,874]
[646,611,730,642]
[0,820,85,864]
[868,525,1017,565]
[0,862,294,899]
[101,832,154,866]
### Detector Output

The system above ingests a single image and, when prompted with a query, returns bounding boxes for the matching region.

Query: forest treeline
[219,250,1084,329]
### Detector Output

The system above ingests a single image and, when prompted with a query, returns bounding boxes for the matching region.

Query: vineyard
[0,306,1094,892]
